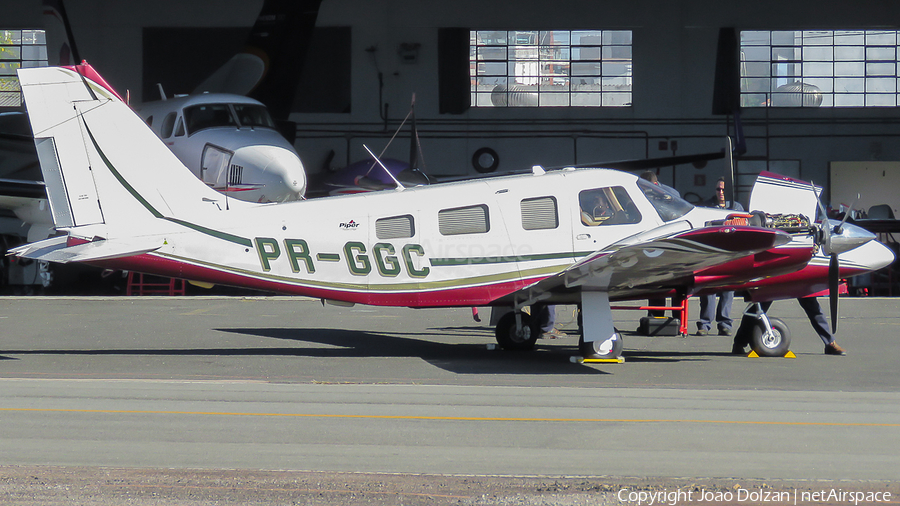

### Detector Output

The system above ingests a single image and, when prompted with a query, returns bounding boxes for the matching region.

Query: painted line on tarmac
[1,407,899,427]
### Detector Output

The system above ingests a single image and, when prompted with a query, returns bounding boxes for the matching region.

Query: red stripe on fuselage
[90,253,538,307]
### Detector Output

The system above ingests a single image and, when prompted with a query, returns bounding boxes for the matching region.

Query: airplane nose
[828,220,876,255]
[840,239,896,273]
[230,145,307,201]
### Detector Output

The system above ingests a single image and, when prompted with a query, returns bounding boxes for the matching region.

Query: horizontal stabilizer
[7,235,68,258]
[12,236,160,263]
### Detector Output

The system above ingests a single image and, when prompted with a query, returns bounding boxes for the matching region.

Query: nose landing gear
[734,302,792,357]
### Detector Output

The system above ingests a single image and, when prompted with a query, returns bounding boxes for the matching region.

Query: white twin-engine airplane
[12,64,896,360]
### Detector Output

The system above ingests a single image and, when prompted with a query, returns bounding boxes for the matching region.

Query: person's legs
[732,301,772,352]
[542,305,557,333]
[697,294,714,334]
[716,291,734,333]
[797,297,835,345]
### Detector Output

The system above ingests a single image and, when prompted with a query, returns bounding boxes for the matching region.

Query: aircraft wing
[497,222,794,308]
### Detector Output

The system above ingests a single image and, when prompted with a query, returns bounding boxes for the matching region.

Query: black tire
[749,317,791,357]
[579,329,624,359]
[495,311,539,351]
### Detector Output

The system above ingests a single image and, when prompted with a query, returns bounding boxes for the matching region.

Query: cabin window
[174,117,185,137]
[184,103,237,135]
[579,186,642,226]
[160,112,177,138]
[636,179,693,222]
[233,104,276,128]
[376,215,415,239]
[439,204,490,235]
[521,196,559,230]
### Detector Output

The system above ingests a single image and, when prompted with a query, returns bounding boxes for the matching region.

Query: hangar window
[0,29,47,107]
[471,30,632,107]
[741,30,900,107]
[521,196,559,230]
[376,215,415,239]
[439,204,490,235]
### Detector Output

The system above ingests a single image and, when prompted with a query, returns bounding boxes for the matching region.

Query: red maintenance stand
[611,296,690,337]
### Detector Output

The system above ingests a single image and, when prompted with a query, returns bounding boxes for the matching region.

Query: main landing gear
[578,330,624,360]
[494,311,540,351]
[492,306,625,360]
[734,302,792,357]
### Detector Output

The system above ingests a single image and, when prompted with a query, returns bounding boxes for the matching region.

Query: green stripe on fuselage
[82,120,252,248]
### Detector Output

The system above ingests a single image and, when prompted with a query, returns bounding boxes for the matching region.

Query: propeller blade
[829,253,839,334]
[811,180,832,255]
[834,193,858,235]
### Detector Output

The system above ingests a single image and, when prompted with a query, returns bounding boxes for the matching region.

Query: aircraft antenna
[362,107,414,178]
[409,93,418,171]
[363,144,405,191]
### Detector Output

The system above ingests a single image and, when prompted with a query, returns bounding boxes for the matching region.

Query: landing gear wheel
[749,317,791,357]
[579,329,624,359]
[495,311,539,351]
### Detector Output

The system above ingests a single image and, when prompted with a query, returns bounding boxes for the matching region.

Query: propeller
[812,184,859,334]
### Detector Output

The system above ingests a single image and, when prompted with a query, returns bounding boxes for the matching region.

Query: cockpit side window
[579,186,642,226]
[160,112,176,138]
[637,178,694,222]
[184,104,237,135]
[233,104,276,129]
[174,117,185,137]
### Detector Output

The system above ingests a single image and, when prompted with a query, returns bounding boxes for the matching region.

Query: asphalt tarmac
[1,296,899,504]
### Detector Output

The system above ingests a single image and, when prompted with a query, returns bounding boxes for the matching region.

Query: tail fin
[193,0,323,118]
[18,64,238,237]
[42,0,81,66]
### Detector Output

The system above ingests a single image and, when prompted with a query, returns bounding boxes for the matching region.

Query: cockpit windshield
[184,104,236,135]
[637,178,694,222]
[233,104,276,129]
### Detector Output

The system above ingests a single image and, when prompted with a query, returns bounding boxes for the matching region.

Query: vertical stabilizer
[193,0,323,118]
[18,64,241,236]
